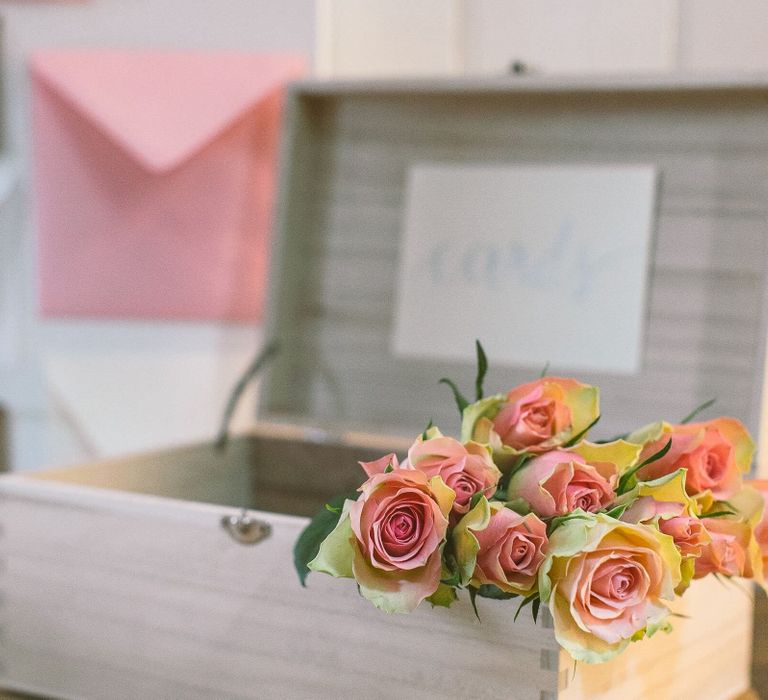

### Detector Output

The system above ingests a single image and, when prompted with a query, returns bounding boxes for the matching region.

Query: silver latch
[221,510,272,545]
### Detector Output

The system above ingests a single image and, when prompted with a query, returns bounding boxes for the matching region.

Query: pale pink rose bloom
[508,450,616,518]
[619,498,708,558]
[561,549,663,644]
[658,516,709,558]
[492,384,571,451]
[405,436,500,514]
[637,419,753,500]
[473,509,548,594]
[694,517,753,578]
[359,452,402,477]
[348,468,449,572]
[620,496,683,525]
[542,515,681,661]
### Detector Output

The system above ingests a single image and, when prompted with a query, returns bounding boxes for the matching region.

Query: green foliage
[504,498,532,515]
[421,418,433,440]
[514,592,540,622]
[475,340,488,402]
[680,397,717,424]
[475,584,518,600]
[468,586,481,620]
[603,503,629,520]
[293,492,355,587]
[617,438,672,494]
[426,584,457,608]
[532,597,541,624]
[548,509,592,534]
[563,415,601,448]
[439,378,469,414]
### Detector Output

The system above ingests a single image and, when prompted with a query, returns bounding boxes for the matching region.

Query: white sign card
[392,164,657,374]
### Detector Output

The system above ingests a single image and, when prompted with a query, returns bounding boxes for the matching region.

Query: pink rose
[620,496,684,525]
[404,431,501,514]
[620,497,708,558]
[540,514,681,662]
[472,507,548,595]
[694,517,753,578]
[359,452,400,477]
[492,382,571,451]
[635,418,754,500]
[464,377,599,454]
[349,468,449,572]
[508,449,616,518]
[658,516,709,558]
[309,466,455,612]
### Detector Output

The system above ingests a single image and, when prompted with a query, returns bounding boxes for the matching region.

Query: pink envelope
[32,50,304,320]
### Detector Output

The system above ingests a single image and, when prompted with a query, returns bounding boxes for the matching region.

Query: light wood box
[3,74,768,699]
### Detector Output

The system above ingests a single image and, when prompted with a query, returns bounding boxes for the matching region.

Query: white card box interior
[3,74,768,699]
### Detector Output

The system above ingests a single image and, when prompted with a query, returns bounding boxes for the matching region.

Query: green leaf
[426,583,457,608]
[421,418,433,441]
[539,361,550,378]
[475,340,488,402]
[439,378,469,414]
[468,587,481,621]
[503,453,534,486]
[504,498,531,516]
[293,492,355,587]
[563,415,601,448]
[532,597,541,625]
[384,463,394,474]
[700,510,736,519]
[617,438,673,494]
[680,397,717,425]
[440,552,462,588]
[514,592,539,622]
[603,503,629,520]
[476,584,518,600]
[548,509,592,534]
[469,492,484,510]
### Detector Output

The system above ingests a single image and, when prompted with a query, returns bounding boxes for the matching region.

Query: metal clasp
[221,510,272,545]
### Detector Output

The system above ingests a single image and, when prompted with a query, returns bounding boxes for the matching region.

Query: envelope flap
[32,51,305,173]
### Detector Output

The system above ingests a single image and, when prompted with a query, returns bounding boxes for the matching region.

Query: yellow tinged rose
[461,378,600,468]
[539,513,681,663]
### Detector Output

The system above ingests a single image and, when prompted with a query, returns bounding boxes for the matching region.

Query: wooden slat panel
[263,86,768,443]
[0,478,559,700]
[0,468,753,700]
[559,575,753,700]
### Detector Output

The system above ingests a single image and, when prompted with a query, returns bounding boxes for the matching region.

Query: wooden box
[3,75,768,699]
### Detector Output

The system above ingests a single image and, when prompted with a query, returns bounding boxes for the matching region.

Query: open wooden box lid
[260,74,768,447]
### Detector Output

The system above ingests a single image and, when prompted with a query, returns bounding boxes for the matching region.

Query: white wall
[0,0,314,470]
[677,0,768,72]
[5,0,768,472]
[463,0,679,76]
[320,0,768,78]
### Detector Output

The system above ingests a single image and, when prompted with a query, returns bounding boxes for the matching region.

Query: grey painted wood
[262,82,768,443]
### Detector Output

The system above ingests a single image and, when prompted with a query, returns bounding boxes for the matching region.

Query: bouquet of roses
[294,343,767,664]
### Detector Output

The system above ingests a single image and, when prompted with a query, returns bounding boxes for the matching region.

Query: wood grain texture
[263,83,768,445]
[0,449,755,700]
[0,475,559,700]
